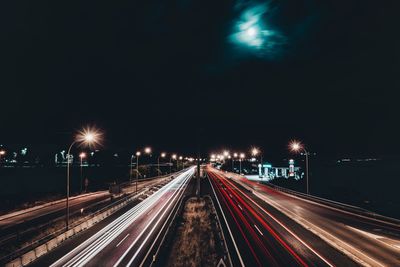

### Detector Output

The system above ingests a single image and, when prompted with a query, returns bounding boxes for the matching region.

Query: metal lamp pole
[303,148,309,194]
[66,141,77,231]
[136,153,140,193]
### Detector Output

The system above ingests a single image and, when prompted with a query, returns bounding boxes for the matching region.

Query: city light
[0,150,5,156]
[161,152,166,158]
[136,151,141,156]
[144,147,151,154]
[290,140,303,152]
[79,152,86,159]
[172,154,177,160]
[251,147,260,156]
[75,127,103,148]
[233,153,238,158]
[240,153,245,159]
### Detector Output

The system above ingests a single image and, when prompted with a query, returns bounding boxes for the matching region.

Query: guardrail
[262,181,400,226]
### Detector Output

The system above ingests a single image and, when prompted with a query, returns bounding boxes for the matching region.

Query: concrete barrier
[65,229,74,239]
[56,233,66,244]
[81,221,88,230]
[46,238,58,251]
[73,224,82,234]
[5,258,22,267]
[34,244,48,258]
[21,251,36,266]
[87,218,95,227]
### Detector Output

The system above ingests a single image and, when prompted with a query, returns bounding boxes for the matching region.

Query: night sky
[1,0,400,158]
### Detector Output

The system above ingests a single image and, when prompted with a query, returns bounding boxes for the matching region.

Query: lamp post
[171,154,177,173]
[158,152,166,176]
[66,127,101,230]
[79,152,86,193]
[0,150,5,167]
[233,153,238,171]
[179,156,183,170]
[130,154,134,184]
[239,153,245,175]
[135,151,141,193]
[290,140,310,194]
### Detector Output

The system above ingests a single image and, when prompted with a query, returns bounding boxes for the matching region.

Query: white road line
[116,234,130,247]
[254,224,264,236]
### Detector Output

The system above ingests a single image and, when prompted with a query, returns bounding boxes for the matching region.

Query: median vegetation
[165,197,227,267]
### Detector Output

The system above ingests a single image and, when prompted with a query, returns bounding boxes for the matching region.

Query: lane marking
[254,224,264,236]
[116,234,130,247]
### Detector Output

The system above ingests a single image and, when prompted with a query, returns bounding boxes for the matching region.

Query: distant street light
[79,152,86,193]
[251,147,263,167]
[239,153,245,175]
[158,152,166,176]
[0,150,5,167]
[290,140,310,194]
[66,127,102,230]
[144,147,151,154]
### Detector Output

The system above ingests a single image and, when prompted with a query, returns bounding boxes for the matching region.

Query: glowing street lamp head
[251,147,260,156]
[76,126,103,148]
[240,153,245,159]
[223,150,229,157]
[0,150,5,156]
[211,154,216,159]
[233,153,238,158]
[179,156,183,160]
[136,151,141,157]
[290,140,303,152]
[172,154,177,160]
[161,152,166,158]
[79,152,86,159]
[144,147,151,154]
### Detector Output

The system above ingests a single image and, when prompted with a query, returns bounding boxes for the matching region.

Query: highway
[0,174,178,261]
[0,175,173,230]
[29,167,195,267]
[207,167,400,267]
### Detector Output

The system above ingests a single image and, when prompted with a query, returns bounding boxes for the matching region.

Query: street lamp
[290,140,310,194]
[232,152,238,171]
[170,154,177,173]
[0,150,5,167]
[66,127,102,230]
[239,153,245,175]
[179,156,183,170]
[251,147,263,170]
[79,152,86,193]
[158,152,166,176]
[135,151,141,193]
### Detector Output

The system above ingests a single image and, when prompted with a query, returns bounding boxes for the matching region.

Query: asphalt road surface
[29,167,195,267]
[207,167,400,267]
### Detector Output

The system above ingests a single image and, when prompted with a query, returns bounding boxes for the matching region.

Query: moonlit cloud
[229,2,286,59]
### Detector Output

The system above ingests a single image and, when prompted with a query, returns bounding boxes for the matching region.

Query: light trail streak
[217,170,336,267]
[49,167,195,267]
[210,171,308,267]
